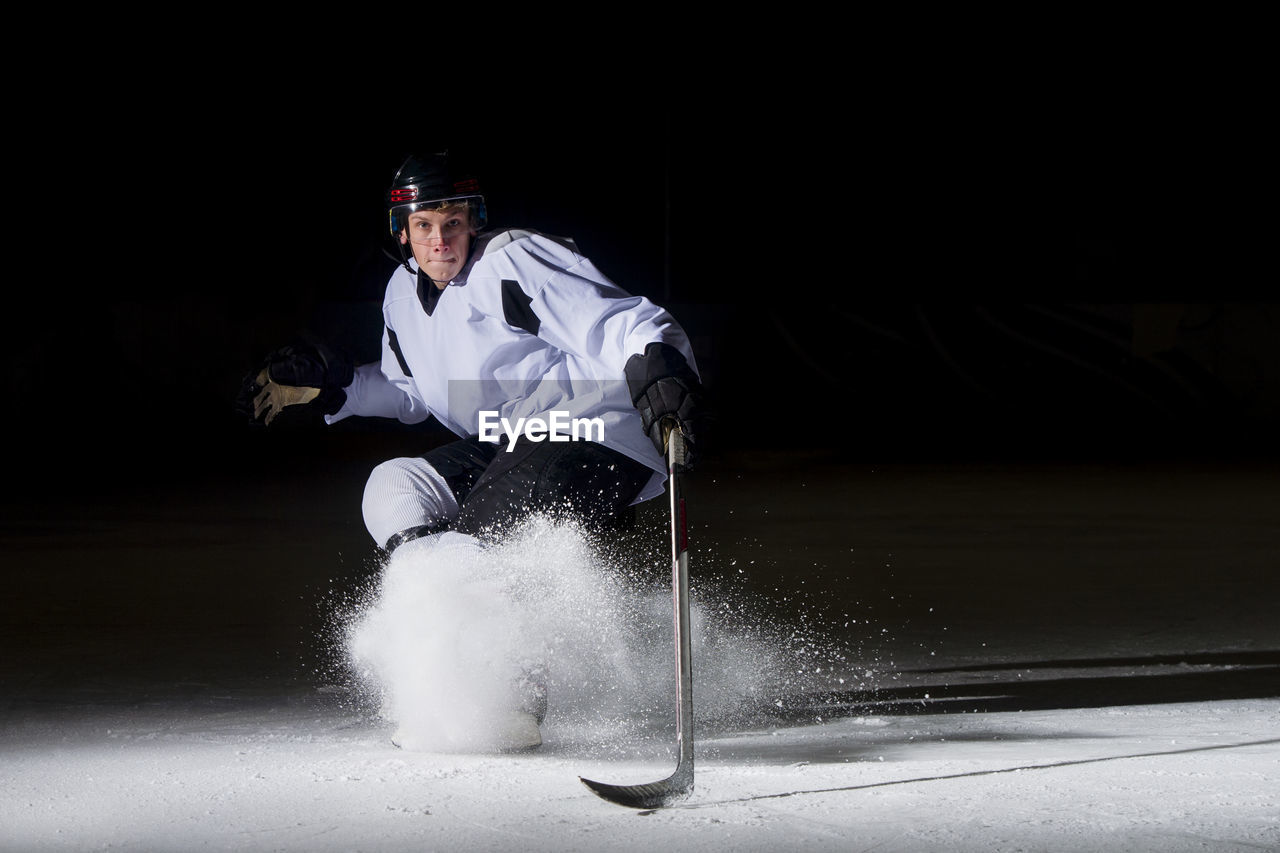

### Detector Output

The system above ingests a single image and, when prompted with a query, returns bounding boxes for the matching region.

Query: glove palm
[236,339,353,426]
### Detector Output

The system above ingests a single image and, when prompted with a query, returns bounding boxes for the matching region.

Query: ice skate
[493,709,543,753]
[492,663,548,752]
[516,662,549,726]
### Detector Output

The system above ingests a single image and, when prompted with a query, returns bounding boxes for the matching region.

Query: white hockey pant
[361,456,460,550]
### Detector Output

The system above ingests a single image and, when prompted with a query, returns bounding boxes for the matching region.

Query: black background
[10,61,1273,493]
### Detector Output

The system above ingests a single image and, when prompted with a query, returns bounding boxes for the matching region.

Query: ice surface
[2,695,1277,851]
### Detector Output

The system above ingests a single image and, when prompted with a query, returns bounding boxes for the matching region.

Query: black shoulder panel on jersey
[386,326,413,377]
[501,279,541,336]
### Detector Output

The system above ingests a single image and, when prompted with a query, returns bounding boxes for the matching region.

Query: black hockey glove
[624,341,704,469]
[236,339,354,426]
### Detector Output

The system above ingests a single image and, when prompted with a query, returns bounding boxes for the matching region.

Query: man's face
[401,206,474,288]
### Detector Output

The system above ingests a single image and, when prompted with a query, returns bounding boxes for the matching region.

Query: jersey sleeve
[324,326,432,425]
[494,233,699,377]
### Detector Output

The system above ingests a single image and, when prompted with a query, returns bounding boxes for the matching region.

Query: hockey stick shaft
[668,425,694,774]
[580,420,694,808]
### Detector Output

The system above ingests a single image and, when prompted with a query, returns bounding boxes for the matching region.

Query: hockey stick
[580,420,694,808]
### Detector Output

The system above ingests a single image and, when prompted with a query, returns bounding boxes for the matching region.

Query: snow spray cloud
[339,517,859,755]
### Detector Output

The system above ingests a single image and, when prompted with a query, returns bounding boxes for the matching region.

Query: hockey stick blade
[579,760,693,809]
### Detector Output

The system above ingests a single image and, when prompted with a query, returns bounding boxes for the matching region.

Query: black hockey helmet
[386,151,487,240]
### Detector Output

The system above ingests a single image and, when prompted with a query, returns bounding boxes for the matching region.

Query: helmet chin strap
[386,242,414,276]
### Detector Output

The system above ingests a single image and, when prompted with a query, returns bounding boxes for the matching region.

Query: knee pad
[362,457,461,549]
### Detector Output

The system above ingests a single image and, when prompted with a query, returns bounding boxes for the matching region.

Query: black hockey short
[423,436,654,539]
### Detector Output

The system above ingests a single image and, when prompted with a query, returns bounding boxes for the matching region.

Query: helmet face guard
[388,194,488,240]
[387,153,487,239]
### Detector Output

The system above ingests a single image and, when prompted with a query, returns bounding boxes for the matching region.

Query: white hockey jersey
[326,229,698,501]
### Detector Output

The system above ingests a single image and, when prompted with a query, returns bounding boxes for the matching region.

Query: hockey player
[240,151,703,550]
[237,152,705,750]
